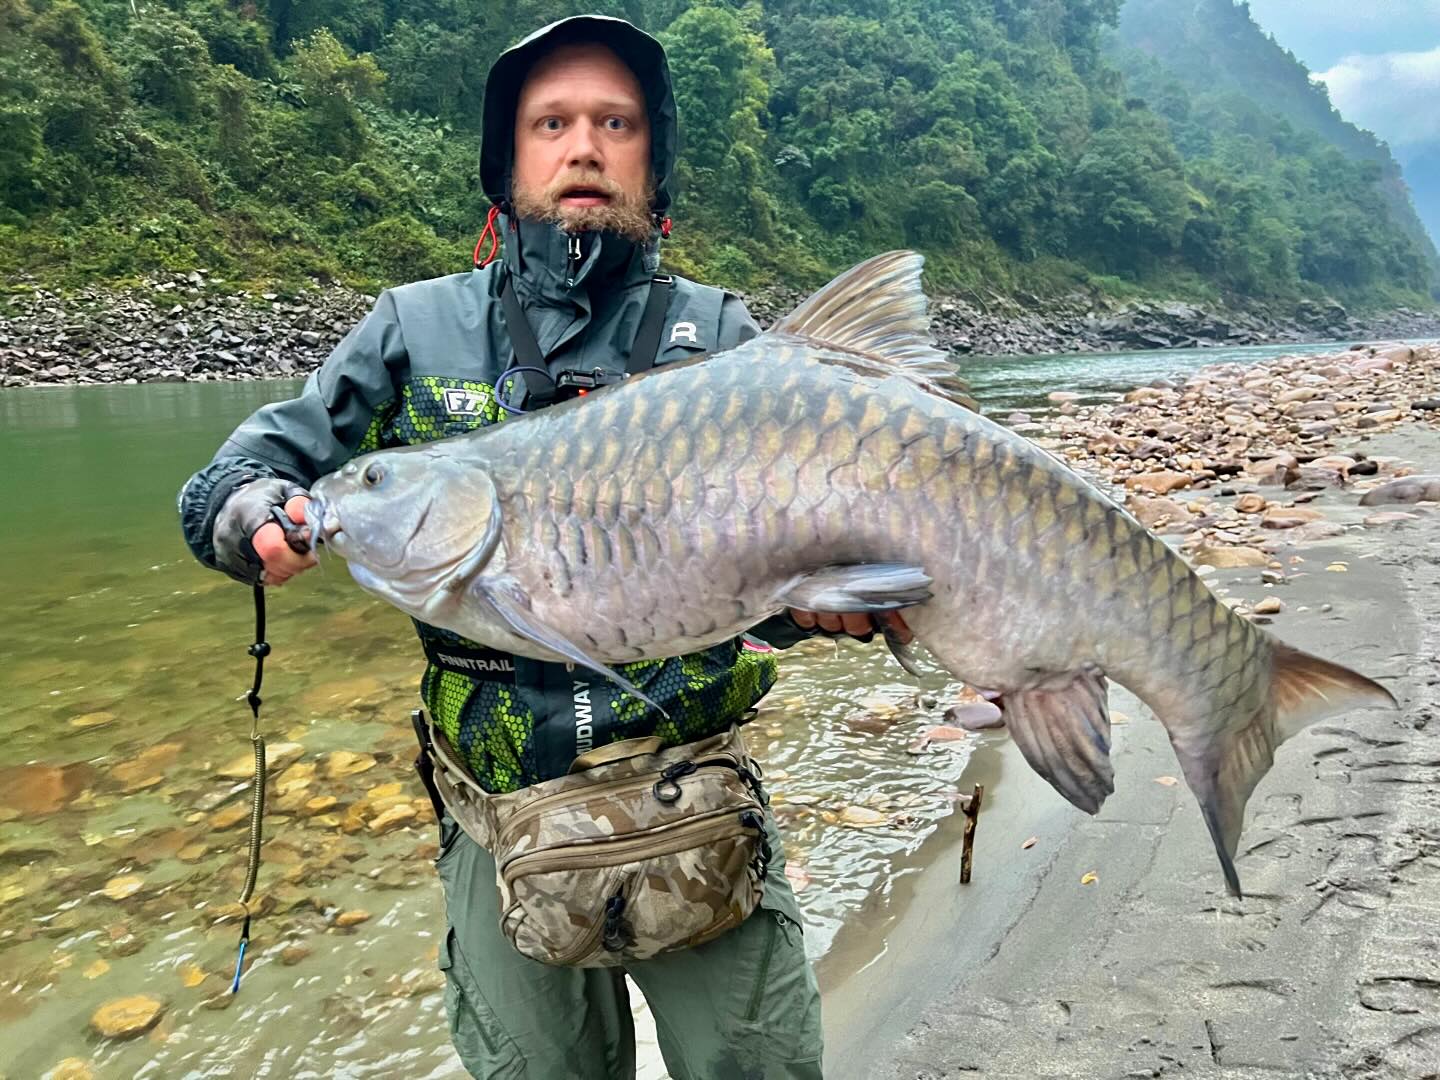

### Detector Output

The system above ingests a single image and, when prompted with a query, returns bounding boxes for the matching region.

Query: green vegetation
[1,0,1434,308]
[1114,0,1439,305]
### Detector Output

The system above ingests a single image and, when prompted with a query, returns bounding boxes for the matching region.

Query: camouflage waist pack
[424,714,771,967]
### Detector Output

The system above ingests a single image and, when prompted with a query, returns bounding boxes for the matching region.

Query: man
[179,15,900,1077]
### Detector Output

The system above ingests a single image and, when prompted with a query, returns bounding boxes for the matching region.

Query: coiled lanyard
[230,582,270,993]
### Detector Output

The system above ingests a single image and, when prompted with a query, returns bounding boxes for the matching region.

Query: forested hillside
[1,0,1434,308]
[1114,0,1439,288]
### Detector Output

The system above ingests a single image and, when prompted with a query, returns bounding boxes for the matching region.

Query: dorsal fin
[769,250,976,411]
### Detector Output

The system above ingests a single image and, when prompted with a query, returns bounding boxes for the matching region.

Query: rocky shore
[1019,340,1440,605]
[740,282,1440,357]
[3,271,1439,388]
[829,340,1440,1079]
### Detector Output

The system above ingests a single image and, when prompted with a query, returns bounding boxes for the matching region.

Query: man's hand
[213,478,317,586]
[252,495,316,586]
[788,609,913,644]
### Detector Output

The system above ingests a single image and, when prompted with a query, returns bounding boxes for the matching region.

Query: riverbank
[3,271,1439,388]
[827,344,1440,1078]
[3,340,1439,1077]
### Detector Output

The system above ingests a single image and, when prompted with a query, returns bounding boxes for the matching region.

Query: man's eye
[604,116,628,131]
[541,117,563,132]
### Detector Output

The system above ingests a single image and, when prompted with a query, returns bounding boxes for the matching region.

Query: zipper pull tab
[566,233,582,287]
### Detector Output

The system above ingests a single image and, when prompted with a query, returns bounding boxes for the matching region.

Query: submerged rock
[89,995,165,1039]
[0,763,95,818]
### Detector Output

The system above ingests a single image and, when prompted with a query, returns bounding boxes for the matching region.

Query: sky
[1246,0,1440,151]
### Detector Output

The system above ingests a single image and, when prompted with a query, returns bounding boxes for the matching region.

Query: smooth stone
[1125,470,1192,496]
[1191,545,1270,569]
[322,750,378,779]
[1261,506,1326,529]
[89,995,165,1039]
[0,763,94,817]
[942,701,1004,731]
[1127,495,1191,528]
[367,804,418,834]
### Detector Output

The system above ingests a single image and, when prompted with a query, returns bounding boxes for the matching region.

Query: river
[0,336,1430,1077]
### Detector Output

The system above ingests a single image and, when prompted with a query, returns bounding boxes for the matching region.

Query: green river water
[0,337,1427,1078]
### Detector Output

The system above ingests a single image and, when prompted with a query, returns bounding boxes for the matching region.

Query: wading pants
[434,811,824,1080]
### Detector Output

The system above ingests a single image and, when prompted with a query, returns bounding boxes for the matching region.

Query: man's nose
[565,120,604,171]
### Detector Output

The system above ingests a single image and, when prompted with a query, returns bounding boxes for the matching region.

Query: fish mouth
[305,493,433,572]
[304,497,341,552]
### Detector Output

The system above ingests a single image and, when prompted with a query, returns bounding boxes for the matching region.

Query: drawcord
[473,205,503,268]
[478,206,673,268]
[231,582,271,993]
[494,364,555,416]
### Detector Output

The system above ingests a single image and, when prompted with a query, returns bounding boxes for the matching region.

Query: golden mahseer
[308,251,1396,896]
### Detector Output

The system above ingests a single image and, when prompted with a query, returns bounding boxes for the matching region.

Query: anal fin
[776,563,932,613]
[1004,671,1114,815]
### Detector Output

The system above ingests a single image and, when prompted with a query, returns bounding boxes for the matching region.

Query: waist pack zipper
[501,808,757,879]
[496,752,750,848]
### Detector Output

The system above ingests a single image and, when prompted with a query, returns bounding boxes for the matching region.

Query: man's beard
[511,169,657,246]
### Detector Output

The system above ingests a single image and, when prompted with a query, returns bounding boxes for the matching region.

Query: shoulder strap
[498,271,554,407]
[628,274,674,374]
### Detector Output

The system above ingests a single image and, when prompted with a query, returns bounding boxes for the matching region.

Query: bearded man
[178,15,895,1078]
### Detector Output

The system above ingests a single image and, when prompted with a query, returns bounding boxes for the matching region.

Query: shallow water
[963,336,1439,413]
[0,380,967,1077]
[2,336,1428,1076]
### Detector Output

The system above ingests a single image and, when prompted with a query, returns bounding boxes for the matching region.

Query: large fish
[308,251,1396,896]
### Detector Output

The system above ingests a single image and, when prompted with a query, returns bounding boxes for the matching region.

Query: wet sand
[825,428,1440,1078]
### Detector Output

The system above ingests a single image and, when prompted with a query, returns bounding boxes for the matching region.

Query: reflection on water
[0,381,971,1076]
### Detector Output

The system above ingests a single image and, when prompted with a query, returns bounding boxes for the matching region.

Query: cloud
[1247,0,1440,70]
[1315,46,1440,146]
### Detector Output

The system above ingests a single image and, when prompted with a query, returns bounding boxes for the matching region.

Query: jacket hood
[480,15,678,216]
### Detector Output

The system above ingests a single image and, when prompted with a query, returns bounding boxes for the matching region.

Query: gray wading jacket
[178,219,811,791]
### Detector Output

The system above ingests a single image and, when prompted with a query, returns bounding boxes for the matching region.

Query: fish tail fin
[768,251,977,411]
[1179,641,1397,898]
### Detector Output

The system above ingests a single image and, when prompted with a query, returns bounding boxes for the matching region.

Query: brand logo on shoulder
[669,321,698,345]
[443,387,486,416]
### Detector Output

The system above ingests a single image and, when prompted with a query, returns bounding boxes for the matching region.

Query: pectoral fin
[479,578,667,718]
[1004,671,1114,815]
[776,563,932,613]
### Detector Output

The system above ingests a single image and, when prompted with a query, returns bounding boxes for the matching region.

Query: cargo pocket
[724,898,824,1069]
[438,928,526,1079]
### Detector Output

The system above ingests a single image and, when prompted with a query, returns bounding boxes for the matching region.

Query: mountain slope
[1115,0,1439,280]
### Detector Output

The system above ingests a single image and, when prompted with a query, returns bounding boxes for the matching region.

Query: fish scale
[311,250,1396,898]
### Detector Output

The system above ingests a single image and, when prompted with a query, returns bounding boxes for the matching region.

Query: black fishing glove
[213,478,310,585]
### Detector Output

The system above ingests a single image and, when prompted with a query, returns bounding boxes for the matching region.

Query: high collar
[500,214,660,306]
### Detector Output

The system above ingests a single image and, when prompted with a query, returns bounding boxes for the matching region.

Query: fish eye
[362,463,385,488]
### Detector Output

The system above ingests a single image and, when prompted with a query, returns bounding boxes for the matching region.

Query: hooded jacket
[178,16,809,792]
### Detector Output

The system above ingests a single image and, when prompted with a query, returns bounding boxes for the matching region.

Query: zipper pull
[566,233,582,287]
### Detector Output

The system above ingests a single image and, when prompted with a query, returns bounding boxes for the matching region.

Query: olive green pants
[434,812,824,1079]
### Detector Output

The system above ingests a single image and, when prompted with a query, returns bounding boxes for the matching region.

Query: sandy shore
[821,366,1440,1077]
